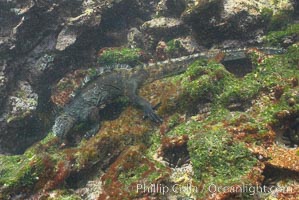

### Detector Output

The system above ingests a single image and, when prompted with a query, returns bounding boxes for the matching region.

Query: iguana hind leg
[83,106,101,138]
[84,123,101,138]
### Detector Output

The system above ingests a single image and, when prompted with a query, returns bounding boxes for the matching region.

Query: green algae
[166,119,257,177]
[0,155,24,188]
[145,131,161,158]
[175,60,232,111]
[160,115,258,198]
[0,153,48,199]
[165,39,184,57]
[168,113,181,128]
[117,155,168,191]
[97,47,143,66]
[0,133,75,198]
[189,129,256,185]
[283,43,299,65]
[264,23,299,46]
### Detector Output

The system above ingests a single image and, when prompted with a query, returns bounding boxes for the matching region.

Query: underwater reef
[0,0,299,199]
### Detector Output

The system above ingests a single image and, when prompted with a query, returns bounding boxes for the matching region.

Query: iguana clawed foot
[142,102,163,123]
[84,123,101,138]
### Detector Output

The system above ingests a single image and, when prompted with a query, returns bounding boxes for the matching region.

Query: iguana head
[52,114,75,138]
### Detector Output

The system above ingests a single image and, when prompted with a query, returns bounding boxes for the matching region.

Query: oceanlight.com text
[135,182,293,196]
[208,183,293,196]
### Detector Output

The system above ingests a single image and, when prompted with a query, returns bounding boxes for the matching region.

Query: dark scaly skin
[52,69,162,138]
[52,47,285,138]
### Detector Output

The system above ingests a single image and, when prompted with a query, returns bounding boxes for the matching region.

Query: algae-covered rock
[56,6,102,51]
[155,0,187,17]
[141,17,190,50]
[181,0,295,44]
[99,145,171,199]
[189,129,258,197]
[263,23,299,46]
[141,17,186,34]
[0,81,41,154]
[165,36,201,57]
[97,47,144,66]
[6,81,38,124]
[127,27,143,48]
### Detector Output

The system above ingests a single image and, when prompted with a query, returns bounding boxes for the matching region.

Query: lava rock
[141,17,189,50]
[0,0,152,154]
[156,0,186,17]
[0,81,40,154]
[181,0,294,45]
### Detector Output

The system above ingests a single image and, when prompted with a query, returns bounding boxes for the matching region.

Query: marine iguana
[52,47,285,139]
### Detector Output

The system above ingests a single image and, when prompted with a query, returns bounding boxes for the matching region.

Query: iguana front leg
[125,80,163,123]
[83,106,101,138]
[84,123,101,138]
